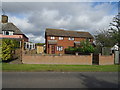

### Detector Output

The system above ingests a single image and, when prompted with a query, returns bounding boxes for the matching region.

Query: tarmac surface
[2,72,119,88]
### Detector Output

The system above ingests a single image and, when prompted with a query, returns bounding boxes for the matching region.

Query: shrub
[65,40,95,54]
[65,47,77,54]
[1,39,20,61]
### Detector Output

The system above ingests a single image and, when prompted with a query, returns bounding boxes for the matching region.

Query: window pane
[57,46,63,51]
[6,31,9,35]
[59,37,63,40]
[51,36,55,39]
[68,37,74,40]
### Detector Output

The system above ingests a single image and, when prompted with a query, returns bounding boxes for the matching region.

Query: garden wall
[12,49,22,60]
[99,54,114,65]
[22,54,92,65]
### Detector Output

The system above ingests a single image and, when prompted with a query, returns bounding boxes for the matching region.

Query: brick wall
[99,54,114,65]
[22,54,92,65]
[12,48,22,60]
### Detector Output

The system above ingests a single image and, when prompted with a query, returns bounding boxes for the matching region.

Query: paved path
[2,72,119,88]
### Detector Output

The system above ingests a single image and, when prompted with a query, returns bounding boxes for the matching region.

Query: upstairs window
[50,36,55,40]
[59,37,63,40]
[68,37,74,40]
[57,46,63,51]
[3,31,13,35]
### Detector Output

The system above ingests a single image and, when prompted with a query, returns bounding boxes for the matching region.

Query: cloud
[2,0,119,2]
[10,16,34,32]
[26,33,45,43]
[2,2,118,43]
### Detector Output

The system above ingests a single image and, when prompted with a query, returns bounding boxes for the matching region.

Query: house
[0,15,35,50]
[45,28,94,54]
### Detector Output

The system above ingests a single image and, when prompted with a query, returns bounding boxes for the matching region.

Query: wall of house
[46,36,93,54]
[22,54,92,65]
[99,54,114,65]
[0,34,28,42]
[23,35,28,42]
[0,34,23,38]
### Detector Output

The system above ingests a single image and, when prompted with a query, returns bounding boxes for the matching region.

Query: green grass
[2,63,120,72]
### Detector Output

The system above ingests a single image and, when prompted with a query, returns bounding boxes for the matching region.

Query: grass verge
[2,63,120,72]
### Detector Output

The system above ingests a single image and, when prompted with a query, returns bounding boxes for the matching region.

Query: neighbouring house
[45,28,94,54]
[0,15,35,50]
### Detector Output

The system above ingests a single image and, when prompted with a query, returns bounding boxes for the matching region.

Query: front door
[51,45,55,54]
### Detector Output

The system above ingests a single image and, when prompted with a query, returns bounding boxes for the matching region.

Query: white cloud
[3,2,118,43]
[26,33,45,43]
[9,16,35,33]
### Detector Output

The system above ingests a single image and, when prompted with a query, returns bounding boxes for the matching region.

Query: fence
[22,54,93,65]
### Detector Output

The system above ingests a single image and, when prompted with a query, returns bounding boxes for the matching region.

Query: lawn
[2,63,120,72]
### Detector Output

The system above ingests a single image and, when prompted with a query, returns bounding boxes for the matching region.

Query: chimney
[2,15,8,23]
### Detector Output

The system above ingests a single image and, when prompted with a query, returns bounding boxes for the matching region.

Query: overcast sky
[2,1,119,43]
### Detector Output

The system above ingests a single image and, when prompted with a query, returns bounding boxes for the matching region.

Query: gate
[92,53,99,65]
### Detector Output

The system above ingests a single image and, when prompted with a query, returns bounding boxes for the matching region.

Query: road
[2,72,119,88]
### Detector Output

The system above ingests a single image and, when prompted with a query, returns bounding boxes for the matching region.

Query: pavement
[2,72,119,88]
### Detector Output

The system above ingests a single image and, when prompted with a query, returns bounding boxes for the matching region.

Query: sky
[1,1,119,43]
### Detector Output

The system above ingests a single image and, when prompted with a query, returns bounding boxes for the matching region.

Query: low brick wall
[99,54,114,65]
[22,54,92,65]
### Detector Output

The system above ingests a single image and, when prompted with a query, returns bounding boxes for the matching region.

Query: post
[29,43,31,50]
[114,51,119,64]
[75,52,78,56]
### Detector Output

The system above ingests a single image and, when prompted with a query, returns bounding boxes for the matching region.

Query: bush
[1,39,20,61]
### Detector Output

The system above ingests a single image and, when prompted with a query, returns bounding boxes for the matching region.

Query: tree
[95,13,120,47]
[95,29,115,47]
[80,40,95,54]
[109,13,120,46]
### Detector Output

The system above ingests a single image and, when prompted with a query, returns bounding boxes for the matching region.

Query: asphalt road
[2,72,119,88]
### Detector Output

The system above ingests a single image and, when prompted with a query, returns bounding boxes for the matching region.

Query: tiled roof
[48,40,57,44]
[1,23,23,34]
[45,28,93,38]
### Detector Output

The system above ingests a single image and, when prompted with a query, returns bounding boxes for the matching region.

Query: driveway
[2,72,119,88]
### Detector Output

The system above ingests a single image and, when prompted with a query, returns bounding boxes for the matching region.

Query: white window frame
[50,36,55,40]
[68,37,74,40]
[89,39,91,41]
[59,37,63,40]
[3,31,13,35]
[57,46,63,51]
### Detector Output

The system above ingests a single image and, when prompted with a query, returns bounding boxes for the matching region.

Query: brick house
[45,28,94,54]
[0,15,35,50]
